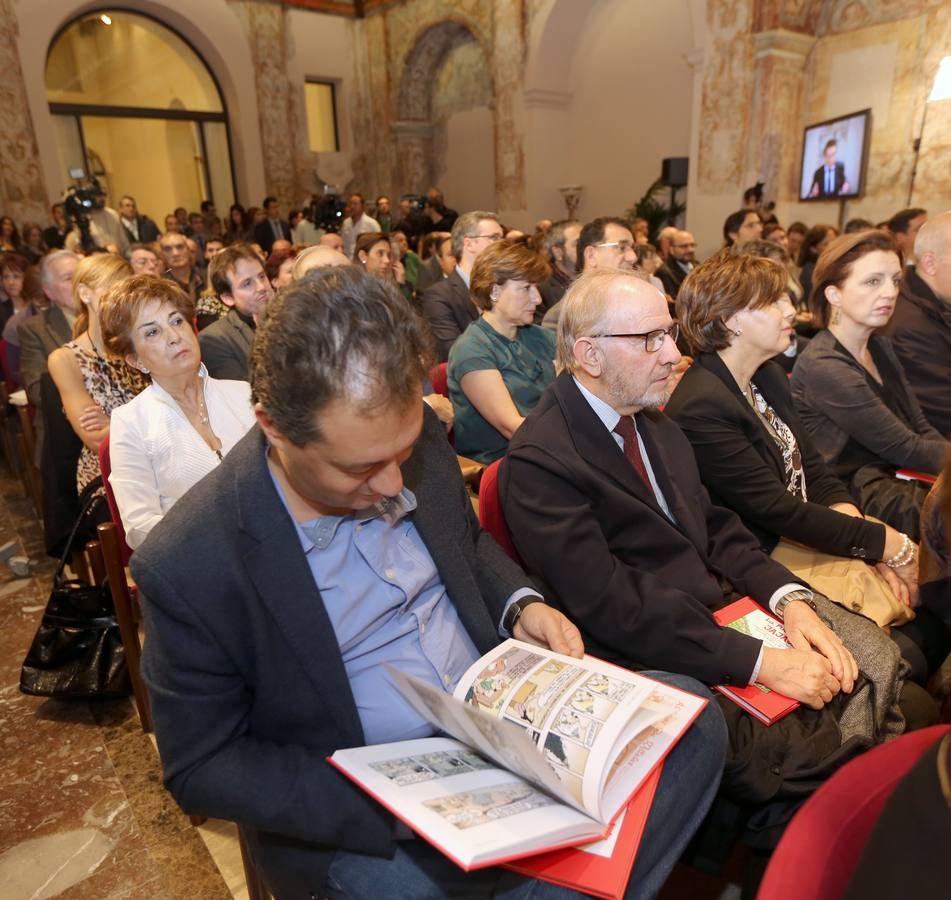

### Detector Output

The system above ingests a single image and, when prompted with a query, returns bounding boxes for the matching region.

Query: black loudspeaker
[662,157,689,188]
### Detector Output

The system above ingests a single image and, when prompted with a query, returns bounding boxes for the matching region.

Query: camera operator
[63,176,129,255]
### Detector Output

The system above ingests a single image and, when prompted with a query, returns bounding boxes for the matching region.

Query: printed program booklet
[713,597,800,725]
[328,639,706,876]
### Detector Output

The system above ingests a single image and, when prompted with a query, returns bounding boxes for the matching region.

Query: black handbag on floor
[20,480,129,699]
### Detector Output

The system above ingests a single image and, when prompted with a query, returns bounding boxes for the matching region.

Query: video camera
[63,168,106,253]
[308,185,347,234]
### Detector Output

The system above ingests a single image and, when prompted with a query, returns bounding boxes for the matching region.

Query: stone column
[490,0,526,214]
[0,0,49,222]
[749,28,816,203]
[391,120,434,198]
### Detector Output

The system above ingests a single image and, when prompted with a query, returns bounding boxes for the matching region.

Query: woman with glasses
[666,251,947,687]
[448,240,554,463]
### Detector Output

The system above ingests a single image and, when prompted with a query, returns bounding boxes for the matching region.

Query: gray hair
[40,249,79,287]
[543,219,581,257]
[451,210,499,260]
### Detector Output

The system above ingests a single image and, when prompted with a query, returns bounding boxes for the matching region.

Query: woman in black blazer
[667,252,946,682]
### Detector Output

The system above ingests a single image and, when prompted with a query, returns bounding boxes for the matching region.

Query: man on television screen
[809,139,851,198]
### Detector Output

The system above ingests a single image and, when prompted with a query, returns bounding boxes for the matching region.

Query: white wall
[523,0,695,226]
[439,107,495,213]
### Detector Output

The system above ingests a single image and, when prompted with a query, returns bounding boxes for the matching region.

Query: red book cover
[504,767,662,899]
[713,597,799,726]
[896,468,937,485]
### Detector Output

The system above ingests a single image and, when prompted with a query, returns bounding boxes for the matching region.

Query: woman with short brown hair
[448,239,553,463]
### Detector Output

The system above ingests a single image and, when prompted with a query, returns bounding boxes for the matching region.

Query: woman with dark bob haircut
[791,230,948,540]
[447,239,553,463]
[666,252,949,687]
[100,276,255,549]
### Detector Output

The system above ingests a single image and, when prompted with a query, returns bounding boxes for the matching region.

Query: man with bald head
[503,270,856,717]
[883,211,951,436]
[319,231,345,253]
[292,244,350,281]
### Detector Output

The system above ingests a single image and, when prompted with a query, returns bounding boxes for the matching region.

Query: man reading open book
[133,267,727,899]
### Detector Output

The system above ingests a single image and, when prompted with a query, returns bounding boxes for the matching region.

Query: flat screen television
[799,108,871,201]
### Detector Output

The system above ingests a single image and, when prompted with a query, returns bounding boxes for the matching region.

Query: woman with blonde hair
[48,254,148,500]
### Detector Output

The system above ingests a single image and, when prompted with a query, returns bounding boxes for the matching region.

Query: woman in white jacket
[99,275,256,549]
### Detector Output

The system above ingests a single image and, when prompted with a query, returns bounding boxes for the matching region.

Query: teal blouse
[447,317,556,463]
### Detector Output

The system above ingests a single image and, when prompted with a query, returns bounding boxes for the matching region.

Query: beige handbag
[769,538,915,628]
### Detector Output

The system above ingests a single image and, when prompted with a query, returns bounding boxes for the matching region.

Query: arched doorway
[395,21,495,209]
[45,9,236,225]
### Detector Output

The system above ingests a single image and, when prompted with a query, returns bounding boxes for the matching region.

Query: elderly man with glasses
[420,210,504,361]
[503,268,856,724]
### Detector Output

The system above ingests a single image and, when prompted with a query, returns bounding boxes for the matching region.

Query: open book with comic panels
[328,639,706,886]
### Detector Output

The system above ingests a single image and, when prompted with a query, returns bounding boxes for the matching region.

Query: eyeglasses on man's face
[592,322,679,353]
[469,231,504,242]
[594,240,635,253]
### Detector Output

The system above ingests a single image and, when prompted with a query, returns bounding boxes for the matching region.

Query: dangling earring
[721,318,740,337]
[139,365,150,374]
[830,306,841,326]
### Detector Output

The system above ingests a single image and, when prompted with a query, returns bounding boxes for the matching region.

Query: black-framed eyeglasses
[592,322,679,353]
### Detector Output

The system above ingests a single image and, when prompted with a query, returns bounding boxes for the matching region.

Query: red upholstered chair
[477,458,522,566]
[98,434,132,568]
[757,724,951,900]
[429,362,449,398]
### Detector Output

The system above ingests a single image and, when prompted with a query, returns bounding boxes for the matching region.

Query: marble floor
[0,461,243,900]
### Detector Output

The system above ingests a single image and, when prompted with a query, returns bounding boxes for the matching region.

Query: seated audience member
[448,240,554,464]
[254,196,292,256]
[199,244,273,381]
[887,207,928,266]
[631,217,649,245]
[537,219,581,316]
[414,231,449,293]
[117,195,161,245]
[99,276,255,549]
[291,244,350,281]
[656,230,696,298]
[265,247,296,291]
[339,192,380,259]
[318,231,345,254]
[373,195,393,233]
[1,252,30,332]
[797,224,838,305]
[666,253,947,685]
[390,228,420,290]
[159,231,202,301]
[762,223,788,248]
[48,255,147,503]
[791,230,948,540]
[163,214,181,235]
[423,186,458,233]
[882,212,951,438]
[289,208,322,247]
[501,269,915,790]
[634,243,666,295]
[43,203,69,251]
[844,218,875,234]
[656,226,679,261]
[0,216,19,252]
[18,250,79,407]
[722,208,763,248]
[126,243,162,277]
[919,461,951,623]
[786,221,807,266]
[19,223,47,265]
[353,232,410,301]
[204,238,224,265]
[421,211,503,362]
[224,204,249,243]
[1,255,42,386]
[132,265,727,899]
[542,216,638,331]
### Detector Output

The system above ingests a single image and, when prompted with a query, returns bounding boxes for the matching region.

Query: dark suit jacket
[121,215,160,245]
[664,354,886,560]
[420,269,478,362]
[18,304,72,406]
[882,268,951,437]
[254,218,292,255]
[132,410,530,896]
[501,371,794,686]
[657,261,690,298]
[811,161,847,197]
[198,309,253,381]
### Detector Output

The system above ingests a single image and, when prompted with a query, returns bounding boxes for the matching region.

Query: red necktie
[613,415,654,495]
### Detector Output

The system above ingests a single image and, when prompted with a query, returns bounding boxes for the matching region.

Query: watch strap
[503,596,545,633]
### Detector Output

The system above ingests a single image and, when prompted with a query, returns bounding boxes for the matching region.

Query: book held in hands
[328,639,706,889]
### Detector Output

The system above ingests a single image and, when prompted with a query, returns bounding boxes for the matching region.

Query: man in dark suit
[117,195,160,245]
[18,250,78,406]
[809,139,850,198]
[254,195,292,255]
[502,269,856,698]
[199,244,273,380]
[420,210,503,361]
[656,230,696,298]
[883,212,951,437]
[133,267,727,899]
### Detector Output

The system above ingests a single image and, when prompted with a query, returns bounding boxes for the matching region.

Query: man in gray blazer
[134,267,727,899]
[199,243,273,381]
[18,250,79,406]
